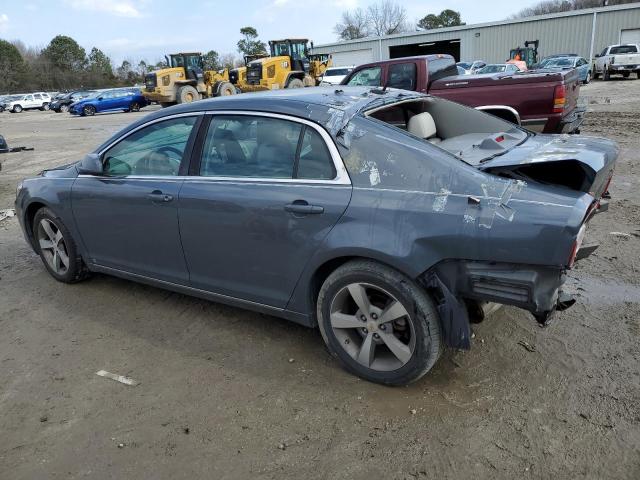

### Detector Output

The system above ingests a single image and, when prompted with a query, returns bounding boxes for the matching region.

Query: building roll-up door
[331,49,374,67]
[620,29,640,45]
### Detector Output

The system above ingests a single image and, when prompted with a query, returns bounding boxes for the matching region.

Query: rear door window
[388,62,417,90]
[346,67,382,86]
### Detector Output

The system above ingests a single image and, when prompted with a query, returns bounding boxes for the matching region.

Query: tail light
[553,84,566,113]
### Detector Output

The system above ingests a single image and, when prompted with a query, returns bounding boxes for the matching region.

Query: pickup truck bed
[430,69,582,134]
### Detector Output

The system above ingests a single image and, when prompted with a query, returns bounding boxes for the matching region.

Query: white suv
[6,92,52,113]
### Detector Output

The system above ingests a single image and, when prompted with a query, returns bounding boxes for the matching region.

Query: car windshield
[478,64,506,73]
[610,45,638,54]
[546,58,575,67]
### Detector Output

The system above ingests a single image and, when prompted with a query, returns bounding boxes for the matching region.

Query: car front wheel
[317,260,442,385]
[82,105,96,116]
[33,207,88,283]
[584,72,591,84]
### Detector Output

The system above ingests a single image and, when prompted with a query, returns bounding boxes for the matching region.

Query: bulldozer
[143,52,236,107]
[238,39,331,92]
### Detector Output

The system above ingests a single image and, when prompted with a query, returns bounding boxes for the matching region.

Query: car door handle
[147,191,173,203]
[284,201,324,215]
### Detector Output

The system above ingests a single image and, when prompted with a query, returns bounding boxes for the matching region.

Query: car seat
[407,112,441,144]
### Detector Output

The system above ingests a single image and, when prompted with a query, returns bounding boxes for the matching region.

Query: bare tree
[334,8,370,40]
[367,1,410,36]
[333,1,410,40]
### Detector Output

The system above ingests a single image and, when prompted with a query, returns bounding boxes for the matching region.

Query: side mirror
[78,153,103,175]
[98,96,103,101]
[595,54,600,58]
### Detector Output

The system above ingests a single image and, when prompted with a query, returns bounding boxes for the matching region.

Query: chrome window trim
[89,110,351,186]
[200,110,351,185]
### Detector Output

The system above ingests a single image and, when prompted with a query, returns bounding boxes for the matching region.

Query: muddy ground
[1,80,639,479]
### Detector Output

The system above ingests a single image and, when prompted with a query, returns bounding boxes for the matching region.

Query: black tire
[129,102,140,112]
[82,105,96,116]
[622,72,630,78]
[12,105,23,113]
[60,104,70,113]
[583,71,591,84]
[637,72,640,80]
[217,81,236,96]
[286,78,304,89]
[603,68,610,81]
[32,207,88,284]
[317,260,443,385]
[41,103,50,111]
[593,70,600,80]
[177,85,199,104]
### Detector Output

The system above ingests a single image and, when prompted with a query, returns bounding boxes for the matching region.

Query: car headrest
[407,112,437,139]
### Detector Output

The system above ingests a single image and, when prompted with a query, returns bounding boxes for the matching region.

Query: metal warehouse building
[312,3,640,66]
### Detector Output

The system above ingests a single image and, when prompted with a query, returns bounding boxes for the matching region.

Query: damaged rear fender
[420,260,568,348]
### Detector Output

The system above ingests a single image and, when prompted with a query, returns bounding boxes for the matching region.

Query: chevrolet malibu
[15,87,616,385]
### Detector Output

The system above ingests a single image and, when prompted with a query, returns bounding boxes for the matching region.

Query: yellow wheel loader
[239,39,331,92]
[143,52,236,107]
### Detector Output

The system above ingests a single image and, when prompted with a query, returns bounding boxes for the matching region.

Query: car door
[96,91,115,112]
[72,114,201,284]
[387,62,418,91]
[24,94,36,108]
[178,112,352,308]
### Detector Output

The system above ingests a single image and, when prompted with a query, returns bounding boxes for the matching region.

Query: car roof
[95,87,426,152]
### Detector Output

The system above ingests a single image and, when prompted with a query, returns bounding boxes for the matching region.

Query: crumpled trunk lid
[478,134,617,199]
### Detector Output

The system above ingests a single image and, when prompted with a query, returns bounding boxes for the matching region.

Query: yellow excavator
[143,52,236,107]
[237,39,331,92]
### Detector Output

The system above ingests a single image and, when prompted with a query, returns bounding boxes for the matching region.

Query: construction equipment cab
[509,40,539,69]
[243,39,321,91]
[143,52,235,107]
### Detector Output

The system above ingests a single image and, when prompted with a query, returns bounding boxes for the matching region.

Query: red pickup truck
[341,54,585,134]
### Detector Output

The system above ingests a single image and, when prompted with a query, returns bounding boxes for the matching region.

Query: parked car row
[0,88,149,116]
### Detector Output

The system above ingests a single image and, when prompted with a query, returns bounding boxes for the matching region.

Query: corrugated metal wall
[313,4,640,65]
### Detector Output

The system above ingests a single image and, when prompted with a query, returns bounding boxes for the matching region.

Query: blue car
[539,56,592,84]
[70,88,148,116]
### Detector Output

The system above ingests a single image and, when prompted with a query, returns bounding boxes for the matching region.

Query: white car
[594,44,640,80]
[320,66,354,86]
[5,92,52,113]
[456,60,486,75]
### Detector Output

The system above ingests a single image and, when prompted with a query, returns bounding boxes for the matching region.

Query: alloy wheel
[329,282,416,372]
[36,218,70,275]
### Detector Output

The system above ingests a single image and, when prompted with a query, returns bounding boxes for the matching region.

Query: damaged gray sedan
[15,87,616,385]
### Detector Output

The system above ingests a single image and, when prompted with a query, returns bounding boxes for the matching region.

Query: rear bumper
[608,64,640,72]
[559,107,586,134]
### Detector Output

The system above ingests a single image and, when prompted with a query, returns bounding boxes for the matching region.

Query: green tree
[0,39,27,92]
[202,50,221,70]
[88,47,113,77]
[237,27,267,56]
[418,9,465,30]
[41,35,86,71]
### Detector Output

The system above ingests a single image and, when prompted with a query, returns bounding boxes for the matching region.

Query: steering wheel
[157,146,183,158]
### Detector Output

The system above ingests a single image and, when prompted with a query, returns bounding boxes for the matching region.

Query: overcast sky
[0,0,541,64]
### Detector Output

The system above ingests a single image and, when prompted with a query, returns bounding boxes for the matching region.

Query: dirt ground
[1,80,639,480]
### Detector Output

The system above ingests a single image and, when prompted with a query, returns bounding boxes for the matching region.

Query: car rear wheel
[60,104,69,113]
[33,207,88,283]
[317,260,442,385]
[12,105,22,113]
[129,102,140,112]
[82,105,96,116]
[41,103,50,111]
